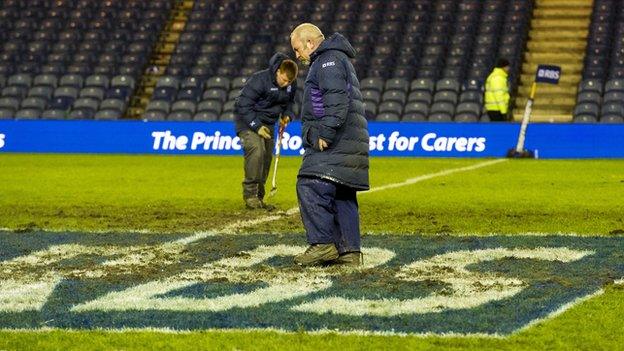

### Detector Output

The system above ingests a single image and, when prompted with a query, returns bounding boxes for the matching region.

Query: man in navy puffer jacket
[290,23,369,266]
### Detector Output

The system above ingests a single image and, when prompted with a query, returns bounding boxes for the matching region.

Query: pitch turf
[0,154,622,235]
[0,154,623,350]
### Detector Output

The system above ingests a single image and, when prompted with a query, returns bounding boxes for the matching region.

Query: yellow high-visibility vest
[484,67,510,114]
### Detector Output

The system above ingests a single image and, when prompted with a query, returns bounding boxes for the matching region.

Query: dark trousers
[239,130,274,200]
[487,110,507,122]
[296,177,361,254]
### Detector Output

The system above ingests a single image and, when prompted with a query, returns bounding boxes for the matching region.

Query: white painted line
[512,289,605,335]
[154,159,509,244]
[512,276,624,336]
[0,326,506,339]
[364,158,508,194]
[204,159,508,238]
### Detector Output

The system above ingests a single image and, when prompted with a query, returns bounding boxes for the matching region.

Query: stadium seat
[429,102,455,122]
[384,78,409,93]
[156,76,180,90]
[14,108,41,120]
[194,111,219,121]
[80,87,105,101]
[403,102,429,121]
[459,91,483,104]
[600,102,623,122]
[146,100,171,114]
[20,97,47,110]
[455,102,481,122]
[577,91,601,106]
[436,79,461,94]
[171,100,196,115]
[85,75,110,89]
[230,77,248,91]
[33,74,58,89]
[59,74,84,89]
[2,86,28,99]
[363,101,377,117]
[0,97,19,112]
[99,99,126,114]
[578,79,603,95]
[382,91,407,105]
[362,90,382,105]
[378,101,403,116]
[0,108,15,119]
[605,79,624,93]
[376,112,400,122]
[94,109,122,120]
[167,110,192,121]
[220,111,236,121]
[410,78,435,94]
[205,77,230,91]
[203,89,228,103]
[28,86,53,100]
[573,103,600,120]
[181,76,204,89]
[144,110,167,121]
[7,73,33,89]
[360,77,384,93]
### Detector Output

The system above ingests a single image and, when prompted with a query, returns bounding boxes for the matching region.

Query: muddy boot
[332,251,363,266]
[245,197,264,210]
[294,244,339,266]
[259,199,276,211]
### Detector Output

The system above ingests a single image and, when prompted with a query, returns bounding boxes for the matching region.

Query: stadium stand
[0,0,620,123]
[0,0,171,120]
[574,0,624,123]
[139,0,532,122]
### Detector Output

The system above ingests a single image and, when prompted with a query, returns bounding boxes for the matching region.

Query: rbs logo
[535,65,562,84]
[537,69,560,80]
[0,133,5,149]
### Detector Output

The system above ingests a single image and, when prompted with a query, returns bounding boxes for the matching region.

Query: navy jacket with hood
[298,33,369,191]
[234,52,297,134]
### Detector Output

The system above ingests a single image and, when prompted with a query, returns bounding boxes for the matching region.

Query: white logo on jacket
[322,61,336,68]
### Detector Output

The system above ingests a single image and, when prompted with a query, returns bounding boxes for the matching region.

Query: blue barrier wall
[0,120,622,158]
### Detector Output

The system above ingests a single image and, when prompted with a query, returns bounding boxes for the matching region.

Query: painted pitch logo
[0,232,622,335]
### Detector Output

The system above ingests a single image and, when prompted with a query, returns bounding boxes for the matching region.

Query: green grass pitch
[0,154,622,350]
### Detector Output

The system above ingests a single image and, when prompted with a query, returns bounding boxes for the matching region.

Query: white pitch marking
[72,246,395,313]
[169,159,509,243]
[293,247,593,316]
[0,278,61,312]
[364,158,508,194]
[0,159,509,240]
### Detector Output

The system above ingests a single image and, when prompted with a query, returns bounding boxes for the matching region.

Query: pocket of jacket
[303,125,320,150]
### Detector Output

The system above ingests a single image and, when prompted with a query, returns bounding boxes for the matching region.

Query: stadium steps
[126,0,194,119]
[513,0,592,123]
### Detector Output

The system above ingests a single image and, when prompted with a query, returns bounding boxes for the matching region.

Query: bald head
[290,23,324,45]
[290,23,325,66]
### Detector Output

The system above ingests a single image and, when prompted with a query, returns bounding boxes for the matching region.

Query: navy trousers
[296,177,361,254]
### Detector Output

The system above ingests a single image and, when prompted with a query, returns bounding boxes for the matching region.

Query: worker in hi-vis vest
[485,58,510,122]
